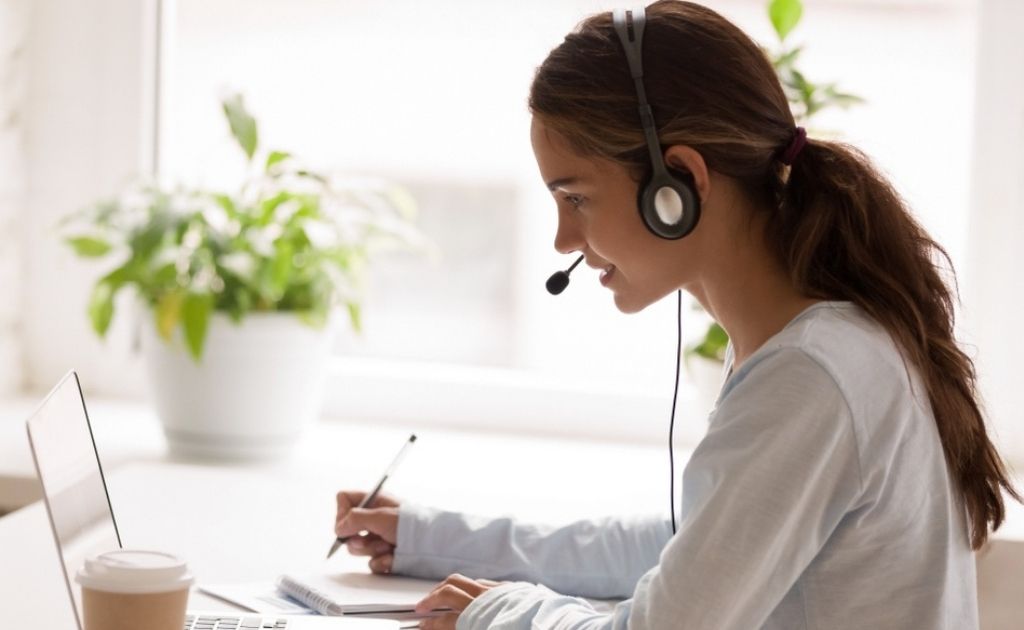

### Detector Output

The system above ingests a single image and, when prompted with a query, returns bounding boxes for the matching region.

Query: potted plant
[685,0,864,410]
[62,94,427,460]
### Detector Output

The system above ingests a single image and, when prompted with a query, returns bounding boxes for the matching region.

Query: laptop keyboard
[185,615,289,629]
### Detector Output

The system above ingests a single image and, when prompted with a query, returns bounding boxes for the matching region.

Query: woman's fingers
[335,506,399,543]
[415,583,473,614]
[368,553,394,574]
[332,490,398,575]
[336,490,399,512]
[342,532,394,572]
[346,534,394,557]
[334,490,400,532]
[419,612,459,630]
[334,491,366,527]
[415,574,492,614]
[441,573,492,597]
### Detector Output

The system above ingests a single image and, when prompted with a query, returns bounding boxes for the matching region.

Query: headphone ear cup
[638,168,701,240]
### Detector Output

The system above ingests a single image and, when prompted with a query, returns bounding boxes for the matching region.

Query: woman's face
[530,117,700,313]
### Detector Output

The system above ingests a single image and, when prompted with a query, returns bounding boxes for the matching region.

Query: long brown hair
[529,0,1019,550]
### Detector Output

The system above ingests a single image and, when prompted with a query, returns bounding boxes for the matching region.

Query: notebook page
[277,571,436,615]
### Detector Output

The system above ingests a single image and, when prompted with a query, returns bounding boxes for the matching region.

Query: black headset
[616,8,691,536]
[545,8,692,536]
[612,7,701,240]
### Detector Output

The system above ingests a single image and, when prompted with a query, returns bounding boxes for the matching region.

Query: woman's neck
[692,237,819,372]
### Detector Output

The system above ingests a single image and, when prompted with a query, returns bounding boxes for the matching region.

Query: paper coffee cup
[76,549,194,630]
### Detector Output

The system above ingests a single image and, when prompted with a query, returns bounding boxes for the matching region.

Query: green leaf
[129,217,172,260]
[771,45,803,70]
[212,194,239,219]
[290,194,320,223]
[347,302,362,334]
[822,85,866,108]
[150,262,178,288]
[258,191,290,225]
[66,236,113,257]
[226,288,252,324]
[181,292,214,361]
[686,322,729,362]
[706,322,729,346]
[299,304,329,328]
[769,0,803,42]
[270,240,294,296]
[221,93,259,161]
[87,282,116,337]
[265,150,291,173]
[155,290,185,341]
[295,169,329,184]
[789,68,816,111]
[101,261,139,288]
[87,259,140,336]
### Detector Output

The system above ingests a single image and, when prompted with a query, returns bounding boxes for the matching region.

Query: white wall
[22,0,157,396]
[0,0,29,395]
[965,0,1024,467]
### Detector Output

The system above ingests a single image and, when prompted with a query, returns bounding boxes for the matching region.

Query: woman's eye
[563,195,585,209]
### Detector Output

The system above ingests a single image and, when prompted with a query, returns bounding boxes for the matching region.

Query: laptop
[26,370,400,630]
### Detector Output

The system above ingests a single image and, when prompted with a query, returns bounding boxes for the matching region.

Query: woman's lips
[599,266,616,286]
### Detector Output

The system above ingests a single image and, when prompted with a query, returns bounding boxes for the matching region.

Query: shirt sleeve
[458,583,632,630]
[392,506,671,599]
[457,347,865,630]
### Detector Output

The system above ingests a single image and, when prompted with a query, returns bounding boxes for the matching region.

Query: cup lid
[76,550,194,594]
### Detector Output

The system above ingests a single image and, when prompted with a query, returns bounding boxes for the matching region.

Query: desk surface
[2,398,1022,629]
[0,398,676,628]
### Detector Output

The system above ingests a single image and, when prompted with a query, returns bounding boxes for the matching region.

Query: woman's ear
[664,145,711,204]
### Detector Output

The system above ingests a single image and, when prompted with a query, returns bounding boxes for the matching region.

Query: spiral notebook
[275,571,434,616]
[200,571,436,617]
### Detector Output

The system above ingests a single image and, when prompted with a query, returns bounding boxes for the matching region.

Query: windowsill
[0,393,688,521]
[2,391,1022,541]
[1,354,712,514]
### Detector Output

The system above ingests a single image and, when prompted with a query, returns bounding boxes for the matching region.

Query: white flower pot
[141,312,337,460]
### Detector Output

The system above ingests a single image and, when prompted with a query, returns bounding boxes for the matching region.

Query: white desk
[0,399,674,628]
[2,398,1022,629]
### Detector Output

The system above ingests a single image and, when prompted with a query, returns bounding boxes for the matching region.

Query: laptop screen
[26,371,121,630]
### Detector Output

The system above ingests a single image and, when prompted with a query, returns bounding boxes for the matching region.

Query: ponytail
[773,139,1020,550]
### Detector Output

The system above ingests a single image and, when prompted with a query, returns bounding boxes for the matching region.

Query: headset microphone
[546,254,585,295]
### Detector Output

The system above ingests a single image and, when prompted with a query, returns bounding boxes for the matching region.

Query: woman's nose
[553,211,585,255]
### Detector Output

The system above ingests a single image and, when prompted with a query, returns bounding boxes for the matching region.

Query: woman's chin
[612,291,649,314]
[612,285,677,314]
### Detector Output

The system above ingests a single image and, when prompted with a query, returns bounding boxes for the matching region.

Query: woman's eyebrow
[545,176,580,191]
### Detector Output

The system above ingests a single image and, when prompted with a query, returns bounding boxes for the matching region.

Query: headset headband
[612,7,668,177]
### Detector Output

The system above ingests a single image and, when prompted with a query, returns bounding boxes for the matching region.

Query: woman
[334,2,1018,628]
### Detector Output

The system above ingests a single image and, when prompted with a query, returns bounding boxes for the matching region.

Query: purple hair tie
[779,126,807,166]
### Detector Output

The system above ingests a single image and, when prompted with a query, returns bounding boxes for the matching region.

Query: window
[162,0,978,437]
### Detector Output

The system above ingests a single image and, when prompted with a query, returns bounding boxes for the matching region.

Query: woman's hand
[414,574,503,630]
[334,490,400,574]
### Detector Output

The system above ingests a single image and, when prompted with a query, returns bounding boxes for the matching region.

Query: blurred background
[0,0,1021,464]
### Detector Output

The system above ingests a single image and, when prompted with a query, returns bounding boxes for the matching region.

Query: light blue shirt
[393,301,978,629]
